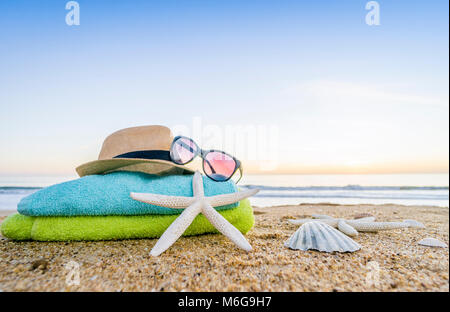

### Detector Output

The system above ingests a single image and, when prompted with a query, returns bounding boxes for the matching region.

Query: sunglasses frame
[170,135,243,183]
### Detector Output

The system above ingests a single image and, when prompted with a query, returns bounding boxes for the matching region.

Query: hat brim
[75,158,195,177]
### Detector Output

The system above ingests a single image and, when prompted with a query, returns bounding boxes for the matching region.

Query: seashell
[353,213,374,219]
[353,216,376,222]
[311,214,334,219]
[288,215,421,233]
[417,238,447,248]
[403,219,425,229]
[284,221,361,253]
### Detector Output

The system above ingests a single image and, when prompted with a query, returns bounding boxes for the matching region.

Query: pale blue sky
[0,0,448,175]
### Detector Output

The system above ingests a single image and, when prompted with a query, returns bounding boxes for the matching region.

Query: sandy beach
[0,203,448,292]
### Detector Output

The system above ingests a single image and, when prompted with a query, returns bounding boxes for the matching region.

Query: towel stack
[0,172,254,241]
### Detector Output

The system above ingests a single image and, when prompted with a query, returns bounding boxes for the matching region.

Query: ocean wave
[253,193,448,200]
[241,185,449,191]
[240,184,449,201]
[0,187,42,194]
[1,185,448,202]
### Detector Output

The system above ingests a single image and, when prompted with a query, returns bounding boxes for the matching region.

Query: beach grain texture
[0,203,448,292]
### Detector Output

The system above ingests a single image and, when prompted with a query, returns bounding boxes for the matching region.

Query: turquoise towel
[18,172,238,217]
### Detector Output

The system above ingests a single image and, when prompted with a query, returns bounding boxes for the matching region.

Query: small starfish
[130,171,259,256]
[288,214,425,237]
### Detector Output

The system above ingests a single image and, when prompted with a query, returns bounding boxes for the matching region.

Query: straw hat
[76,125,195,177]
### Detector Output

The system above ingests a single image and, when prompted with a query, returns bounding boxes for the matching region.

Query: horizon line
[0,171,448,177]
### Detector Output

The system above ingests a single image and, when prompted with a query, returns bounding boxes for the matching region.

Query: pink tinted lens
[203,151,236,181]
[171,137,197,164]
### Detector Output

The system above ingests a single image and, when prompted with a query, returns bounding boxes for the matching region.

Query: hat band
[113,150,171,161]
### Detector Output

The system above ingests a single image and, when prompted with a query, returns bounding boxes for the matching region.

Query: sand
[0,203,448,292]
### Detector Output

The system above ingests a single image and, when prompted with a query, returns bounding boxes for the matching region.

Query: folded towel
[18,172,238,217]
[1,199,254,241]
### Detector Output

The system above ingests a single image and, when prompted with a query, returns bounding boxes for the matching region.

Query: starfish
[130,171,259,256]
[288,214,425,237]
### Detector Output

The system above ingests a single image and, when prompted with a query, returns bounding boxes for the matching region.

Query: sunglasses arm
[235,163,243,184]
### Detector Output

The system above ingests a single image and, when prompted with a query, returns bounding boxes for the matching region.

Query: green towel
[0,199,254,241]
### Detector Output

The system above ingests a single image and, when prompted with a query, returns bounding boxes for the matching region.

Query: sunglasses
[170,136,243,183]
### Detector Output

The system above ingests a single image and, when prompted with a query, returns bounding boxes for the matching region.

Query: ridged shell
[403,219,425,229]
[285,221,361,253]
[418,238,447,248]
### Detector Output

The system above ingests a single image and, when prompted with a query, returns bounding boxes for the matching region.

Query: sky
[0,0,448,175]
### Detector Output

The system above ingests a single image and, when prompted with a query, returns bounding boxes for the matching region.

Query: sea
[0,173,448,212]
